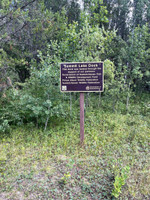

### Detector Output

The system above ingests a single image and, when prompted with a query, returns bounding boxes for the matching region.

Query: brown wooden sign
[60,62,103,92]
[60,62,104,145]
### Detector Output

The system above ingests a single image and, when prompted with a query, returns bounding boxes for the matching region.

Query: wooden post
[80,93,84,145]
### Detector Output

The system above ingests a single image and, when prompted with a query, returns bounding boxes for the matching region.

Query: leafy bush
[0,21,117,130]
[0,120,10,134]
[17,46,65,128]
[0,42,66,129]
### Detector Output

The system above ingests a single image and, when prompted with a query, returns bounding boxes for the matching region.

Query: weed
[59,173,71,186]
[112,165,130,198]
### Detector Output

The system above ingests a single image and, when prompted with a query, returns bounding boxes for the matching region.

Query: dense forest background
[0,0,150,131]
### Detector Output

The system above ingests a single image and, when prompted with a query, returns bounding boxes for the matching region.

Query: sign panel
[60,62,103,92]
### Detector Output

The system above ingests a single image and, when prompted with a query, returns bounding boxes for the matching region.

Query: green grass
[0,98,150,200]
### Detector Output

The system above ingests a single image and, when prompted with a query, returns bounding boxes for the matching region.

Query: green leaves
[83,0,109,27]
[112,165,130,198]
[126,25,150,91]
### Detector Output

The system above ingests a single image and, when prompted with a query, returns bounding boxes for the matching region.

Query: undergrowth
[0,95,150,200]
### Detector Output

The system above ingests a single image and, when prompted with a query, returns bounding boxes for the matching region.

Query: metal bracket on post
[80,93,84,145]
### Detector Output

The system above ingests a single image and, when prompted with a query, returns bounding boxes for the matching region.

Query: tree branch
[0,0,37,20]
[0,22,27,43]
